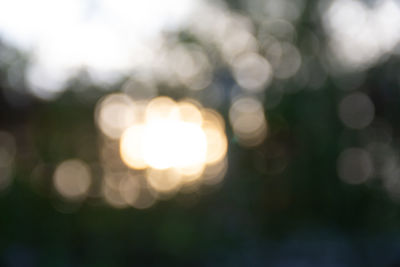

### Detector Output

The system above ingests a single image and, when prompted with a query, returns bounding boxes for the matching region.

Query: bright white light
[0,0,200,98]
[232,52,273,92]
[323,0,400,70]
[143,119,207,170]
[117,96,228,192]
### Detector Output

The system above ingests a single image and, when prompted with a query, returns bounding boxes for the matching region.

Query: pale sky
[0,0,201,98]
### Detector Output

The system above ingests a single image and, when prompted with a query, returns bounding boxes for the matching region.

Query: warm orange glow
[143,120,207,170]
[202,108,226,131]
[120,124,148,170]
[177,101,203,126]
[180,163,205,183]
[116,96,228,195]
[203,124,228,164]
[145,96,178,123]
[93,93,229,202]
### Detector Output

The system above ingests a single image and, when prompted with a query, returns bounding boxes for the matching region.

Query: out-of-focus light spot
[203,123,228,164]
[180,163,205,183]
[221,30,258,63]
[229,96,267,147]
[102,180,128,209]
[144,115,207,170]
[272,42,301,79]
[26,63,69,100]
[115,96,228,195]
[188,1,228,41]
[203,157,228,185]
[367,144,400,201]
[365,142,400,202]
[121,97,207,172]
[323,0,400,71]
[102,171,141,208]
[146,168,182,193]
[338,92,375,129]
[177,101,203,126]
[337,148,373,184]
[201,108,226,132]
[262,38,302,81]
[262,36,282,67]
[99,138,126,169]
[53,159,91,200]
[103,171,125,190]
[0,0,200,98]
[122,76,157,101]
[264,0,305,21]
[367,142,396,180]
[119,175,141,206]
[204,11,257,63]
[120,124,147,170]
[259,19,296,42]
[131,186,156,209]
[202,108,228,164]
[144,96,177,123]
[232,52,273,92]
[95,93,136,139]
[170,45,212,91]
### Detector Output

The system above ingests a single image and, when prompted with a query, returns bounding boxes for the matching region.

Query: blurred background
[1,0,400,266]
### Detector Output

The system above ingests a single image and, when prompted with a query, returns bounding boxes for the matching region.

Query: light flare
[116,96,228,196]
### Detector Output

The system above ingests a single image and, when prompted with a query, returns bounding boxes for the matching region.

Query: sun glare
[104,95,229,198]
